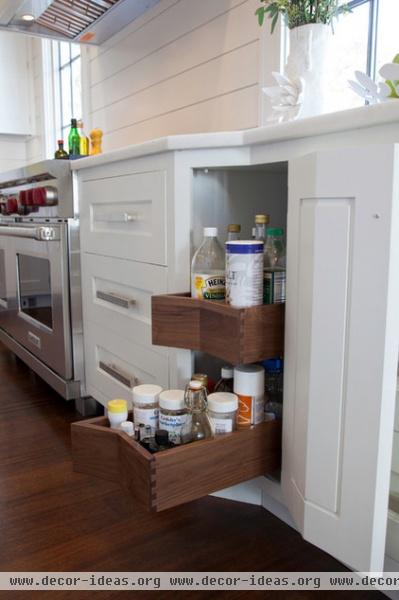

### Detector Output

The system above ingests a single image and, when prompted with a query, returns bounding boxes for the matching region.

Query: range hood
[0,0,161,45]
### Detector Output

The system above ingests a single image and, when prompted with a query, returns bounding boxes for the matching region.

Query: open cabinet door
[282,144,399,572]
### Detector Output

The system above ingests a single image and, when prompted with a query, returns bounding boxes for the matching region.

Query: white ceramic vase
[285,23,332,119]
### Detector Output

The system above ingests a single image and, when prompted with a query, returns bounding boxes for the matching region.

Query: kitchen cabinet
[0,33,33,136]
[73,102,399,575]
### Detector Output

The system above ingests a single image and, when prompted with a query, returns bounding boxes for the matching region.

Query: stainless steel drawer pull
[97,212,137,224]
[96,290,136,309]
[99,361,137,388]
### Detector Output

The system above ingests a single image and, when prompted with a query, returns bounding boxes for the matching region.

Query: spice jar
[159,389,187,445]
[132,384,162,434]
[107,399,128,430]
[207,392,238,434]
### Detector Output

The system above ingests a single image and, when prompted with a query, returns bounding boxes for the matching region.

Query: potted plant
[257,1,350,119]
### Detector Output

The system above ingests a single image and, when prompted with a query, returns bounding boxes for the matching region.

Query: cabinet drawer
[82,253,168,353]
[84,321,169,407]
[72,416,281,512]
[80,170,167,264]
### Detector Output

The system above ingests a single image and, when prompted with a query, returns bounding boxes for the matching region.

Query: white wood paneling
[90,1,259,113]
[84,0,261,150]
[104,86,259,149]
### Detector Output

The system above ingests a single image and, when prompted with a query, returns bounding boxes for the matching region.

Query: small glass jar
[107,399,128,430]
[207,392,238,435]
[192,373,208,390]
[132,384,162,434]
[159,389,187,445]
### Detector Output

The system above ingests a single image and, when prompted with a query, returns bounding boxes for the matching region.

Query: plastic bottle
[191,227,225,300]
[214,366,234,393]
[263,358,283,420]
[264,228,286,304]
[107,399,128,430]
[120,421,134,437]
[234,364,265,427]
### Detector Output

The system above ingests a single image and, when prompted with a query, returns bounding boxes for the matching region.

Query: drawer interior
[72,416,281,512]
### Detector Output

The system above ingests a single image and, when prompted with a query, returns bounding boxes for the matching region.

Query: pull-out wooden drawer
[72,416,281,512]
[80,170,167,265]
[84,321,169,406]
[82,253,168,354]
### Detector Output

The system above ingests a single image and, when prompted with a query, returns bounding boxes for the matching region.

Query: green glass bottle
[68,118,80,157]
[54,139,69,159]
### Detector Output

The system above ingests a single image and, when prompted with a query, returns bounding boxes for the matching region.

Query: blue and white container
[226,240,264,308]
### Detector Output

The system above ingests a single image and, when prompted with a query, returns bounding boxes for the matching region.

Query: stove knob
[32,188,46,206]
[6,197,18,214]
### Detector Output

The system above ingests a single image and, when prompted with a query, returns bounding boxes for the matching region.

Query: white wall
[26,37,46,164]
[84,0,269,151]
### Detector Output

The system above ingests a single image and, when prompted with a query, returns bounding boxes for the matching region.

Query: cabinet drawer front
[72,416,281,512]
[80,170,167,264]
[84,321,169,407]
[82,253,168,354]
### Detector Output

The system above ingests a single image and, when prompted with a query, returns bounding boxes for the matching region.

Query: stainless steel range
[0,160,85,403]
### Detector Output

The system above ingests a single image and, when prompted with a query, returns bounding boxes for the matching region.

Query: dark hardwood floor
[0,343,383,599]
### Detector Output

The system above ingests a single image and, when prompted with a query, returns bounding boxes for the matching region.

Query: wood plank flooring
[0,344,383,599]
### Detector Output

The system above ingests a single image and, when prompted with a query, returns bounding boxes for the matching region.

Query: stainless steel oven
[0,161,85,402]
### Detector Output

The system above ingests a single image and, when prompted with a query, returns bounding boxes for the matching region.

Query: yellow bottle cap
[107,399,128,414]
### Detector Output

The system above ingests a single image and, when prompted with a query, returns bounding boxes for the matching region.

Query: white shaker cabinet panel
[283,144,399,572]
[81,253,168,355]
[80,169,167,265]
[0,33,32,135]
[84,320,169,408]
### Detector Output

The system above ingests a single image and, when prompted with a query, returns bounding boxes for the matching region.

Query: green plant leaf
[271,11,279,33]
[255,7,265,26]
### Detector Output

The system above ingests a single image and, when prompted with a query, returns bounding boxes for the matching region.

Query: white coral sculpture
[262,71,304,121]
[348,62,399,104]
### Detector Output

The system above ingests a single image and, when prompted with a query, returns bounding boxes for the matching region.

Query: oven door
[0,223,72,379]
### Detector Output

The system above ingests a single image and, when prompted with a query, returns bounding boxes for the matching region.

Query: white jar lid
[159,389,185,410]
[133,384,163,404]
[221,366,233,379]
[189,380,203,390]
[204,227,217,237]
[120,421,134,434]
[234,364,264,396]
[207,392,238,413]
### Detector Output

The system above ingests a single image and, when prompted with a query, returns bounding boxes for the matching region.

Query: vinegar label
[192,273,225,300]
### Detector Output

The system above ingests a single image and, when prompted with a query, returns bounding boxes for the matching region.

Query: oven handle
[0,226,60,241]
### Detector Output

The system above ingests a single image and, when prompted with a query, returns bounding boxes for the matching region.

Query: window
[52,41,82,142]
[280,0,399,112]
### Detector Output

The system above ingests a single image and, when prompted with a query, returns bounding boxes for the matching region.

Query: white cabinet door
[0,33,32,135]
[283,144,399,572]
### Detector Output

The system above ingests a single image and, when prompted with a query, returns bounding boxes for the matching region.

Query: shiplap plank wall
[85,0,261,151]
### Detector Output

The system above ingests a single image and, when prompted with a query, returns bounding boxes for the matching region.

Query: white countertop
[71,102,399,171]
